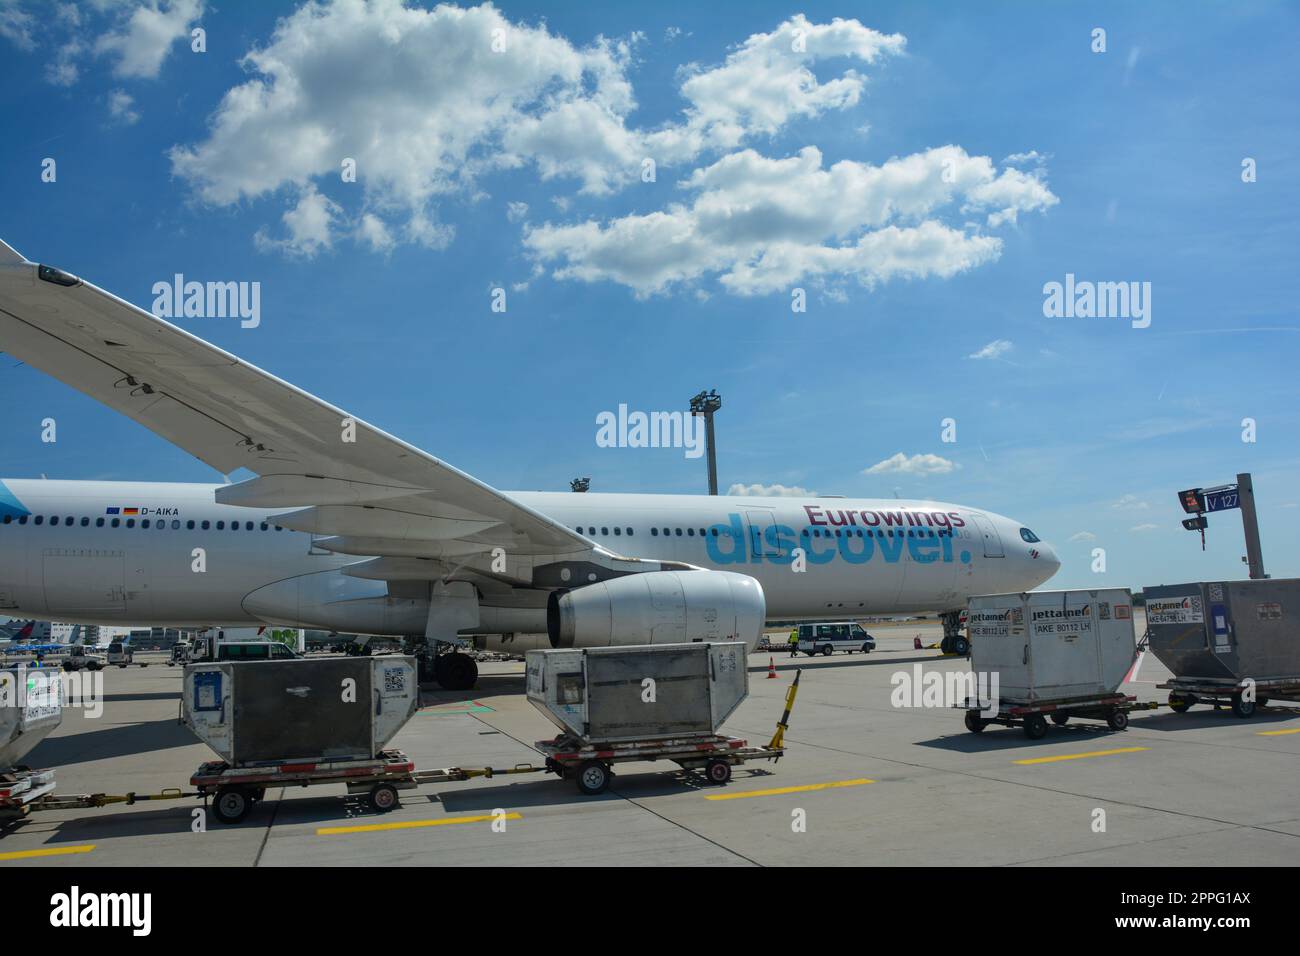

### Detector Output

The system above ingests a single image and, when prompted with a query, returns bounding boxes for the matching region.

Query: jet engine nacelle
[547,570,766,650]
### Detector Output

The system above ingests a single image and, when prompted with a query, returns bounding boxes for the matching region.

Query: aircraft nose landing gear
[939,610,969,656]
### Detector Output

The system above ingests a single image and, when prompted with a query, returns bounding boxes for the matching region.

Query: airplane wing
[0,240,597,568]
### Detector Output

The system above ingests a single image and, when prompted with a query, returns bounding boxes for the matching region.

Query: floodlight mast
[689,389,722,495]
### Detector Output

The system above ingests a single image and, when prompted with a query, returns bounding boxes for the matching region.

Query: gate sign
[1178,488,1205,514]
[1202,484,1240,513]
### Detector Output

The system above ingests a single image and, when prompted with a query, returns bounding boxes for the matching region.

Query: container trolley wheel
[212,786,252,824]
[367,783,400,812]
[575,760,611,796]
[1022,713,1048,740]
[705,758,733,785]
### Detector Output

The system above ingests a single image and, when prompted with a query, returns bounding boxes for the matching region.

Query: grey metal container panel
[526,642,749,743]
[232,658,373,762]
[0,667,62,768]
[969,589,1136,701]
[183,656,418,765]
[586,645,712,739]
[1145,579,1300,681]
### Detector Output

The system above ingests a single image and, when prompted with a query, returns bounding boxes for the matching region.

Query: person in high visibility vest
[787,629,799,657]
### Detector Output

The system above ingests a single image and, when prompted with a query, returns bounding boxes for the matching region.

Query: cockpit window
[1020,528,1040,543]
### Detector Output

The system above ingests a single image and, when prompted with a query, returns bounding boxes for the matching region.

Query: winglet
[0,239,27,264]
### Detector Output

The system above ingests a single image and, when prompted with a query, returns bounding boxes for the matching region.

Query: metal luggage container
[182,656,419,766]
[968,589,1137,701]
[1145,579,1300,680]
[526,642,748,743]
[0,666,62,768]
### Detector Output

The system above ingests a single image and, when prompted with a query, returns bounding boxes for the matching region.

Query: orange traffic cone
[913,636,922,650]
[767,657,779,679]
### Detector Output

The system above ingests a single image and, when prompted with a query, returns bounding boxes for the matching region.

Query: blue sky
[1,0,1297,591]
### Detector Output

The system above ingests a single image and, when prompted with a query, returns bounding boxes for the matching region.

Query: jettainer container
[1144,579,1300,680]
[526,642,747,742]
[967,589,1137,701]
[0,666,62,767]
[182,656,419,766]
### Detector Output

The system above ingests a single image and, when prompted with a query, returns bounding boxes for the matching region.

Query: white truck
[106,640,144,667]
[60,644,105,671]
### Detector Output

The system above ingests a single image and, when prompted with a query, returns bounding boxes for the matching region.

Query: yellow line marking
[1014,747,1147,765]
[317,812,521,835]
[0,844,96,861]
[705,778,873,801]
[1257,727,1300,736]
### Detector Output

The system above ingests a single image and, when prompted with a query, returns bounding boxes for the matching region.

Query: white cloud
[354,213,396,254]
[863,452,958,476]
[171,1,640,246]
[1130,523,1159,533]
[46,40,83,86]
[672,15,904,146]
[1003,150,1047,166]
[968,339,1012,360]
[166,7,952,259]
[525,144,1053,296]
[254,185,340,259]
[1111,494,1150,511]
[0,0,35,51]
[107,88,140,125]
[727,482,815,497]
[506,201,529,223]
[94,0,203,80]
[1,0,202,84]
[1067,531,1096,542]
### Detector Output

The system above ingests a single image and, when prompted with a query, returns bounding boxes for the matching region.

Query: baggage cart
[1158,675,1300,718]
[959,692,1160,739]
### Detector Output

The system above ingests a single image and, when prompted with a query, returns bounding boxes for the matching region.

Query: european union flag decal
[105,507,120,515]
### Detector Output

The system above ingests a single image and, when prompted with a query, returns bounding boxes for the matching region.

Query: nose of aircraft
[1037,544,1062,583]
[999,513,1060,588]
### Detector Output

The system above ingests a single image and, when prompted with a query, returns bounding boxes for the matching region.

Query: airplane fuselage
[0,479,1059,633]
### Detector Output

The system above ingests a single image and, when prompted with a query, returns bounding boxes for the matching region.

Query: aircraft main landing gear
[433,652,478,691]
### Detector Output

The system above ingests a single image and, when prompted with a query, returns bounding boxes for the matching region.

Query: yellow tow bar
[31,788,195,812]
[767,669,802,750]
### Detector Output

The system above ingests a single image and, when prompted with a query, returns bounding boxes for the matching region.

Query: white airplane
[0,239,1059,688]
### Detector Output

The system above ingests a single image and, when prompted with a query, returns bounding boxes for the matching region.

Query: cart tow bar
[767,669,802,751]
[29,788,196,813]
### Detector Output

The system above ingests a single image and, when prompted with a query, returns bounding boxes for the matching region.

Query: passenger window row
[570,524,951,540]
[1,514,285,532]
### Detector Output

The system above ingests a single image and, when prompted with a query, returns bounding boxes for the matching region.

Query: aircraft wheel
[434,653,478,691]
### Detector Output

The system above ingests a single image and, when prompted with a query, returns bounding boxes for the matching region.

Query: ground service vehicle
[796,622,876,656]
